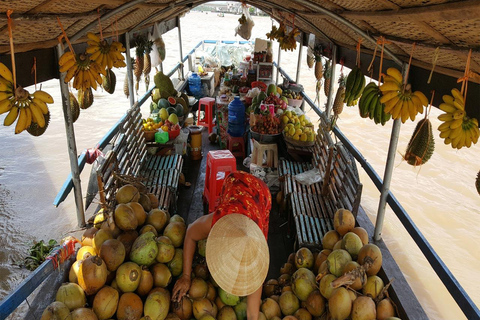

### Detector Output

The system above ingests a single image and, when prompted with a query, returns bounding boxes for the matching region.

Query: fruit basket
[143,130,157,142]
[168,128,181,140]
[251,129,281,143]
[287,98,304,108]
[282,132,315,147]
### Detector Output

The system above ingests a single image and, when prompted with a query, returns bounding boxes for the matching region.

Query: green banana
[374,99,383,124]
[381,105,391,125]
[368,94,378,120]
[359,89,376,118]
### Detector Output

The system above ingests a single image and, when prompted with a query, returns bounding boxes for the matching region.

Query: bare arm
[247,286,263,320]
[172,213,213,302]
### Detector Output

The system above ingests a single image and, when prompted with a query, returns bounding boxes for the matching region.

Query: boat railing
[50,40,480,318]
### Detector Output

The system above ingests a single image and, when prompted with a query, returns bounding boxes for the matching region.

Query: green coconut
[130,231,159,266]
[218,287,240,306]
[326,249,352,277]
[144,291,170,320]
[168,248,183,276]
[291,268,316,301]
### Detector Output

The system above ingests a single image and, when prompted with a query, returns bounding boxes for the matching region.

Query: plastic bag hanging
[235,5,254,40]
[150,23,166,68]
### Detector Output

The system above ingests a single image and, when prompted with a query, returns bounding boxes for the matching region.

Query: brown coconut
[77,255,108,295]
[144,290,170,320]
[357,244,382,276]
[280,262,295,275]
[156,236,175,263]
[376,299,395,320]
[342,261,363,291]
[194,263,209,280]
[138,193,152,212]
[293,308,312,320]
[206,282,216,301]
[147,193,159,208]
[332,240,343,251]
[313,249,331,275]
[114,204,138,231]
[263,279,280,297]
[128,201,147,226]
[189,277,208,300]
[92,286,119,319]
[140,224,159,236]
[92,229,113,254]
[279,291,300,315]
[351,227,369,245]
[117,292,143,320]
[333,208,355,236]
[147,208,169,232]
[70,308,98,320]
[136,266,154,297]
[116,261,142,293]
[100,239,126,272]
[55,282,86,311]
[163,221,187,247]
[304,290,325,317]
[261,298,281,320]
[295,247,314,270]
[40,301,72,320]
[170,214,185,224]
[151,262,172,287]
[341,232,363,260]
[321,230,341,250]
[351,296,376,320]
[82,227,98,247]
[362,276,384,299]
[69,259,83,283]
[328,287,352,320]
[116,184,140,204]
[173,296,193,320]
[319,274,337,299]
[193,298,217,319]
[116,230,138,257]
[217,305,236,320]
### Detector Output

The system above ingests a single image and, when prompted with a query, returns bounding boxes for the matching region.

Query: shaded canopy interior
[0,0,479,120]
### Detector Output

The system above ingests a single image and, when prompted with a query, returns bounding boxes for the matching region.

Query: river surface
[0,11,479,320]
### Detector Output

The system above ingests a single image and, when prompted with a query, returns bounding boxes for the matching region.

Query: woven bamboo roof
[0,0,479,117]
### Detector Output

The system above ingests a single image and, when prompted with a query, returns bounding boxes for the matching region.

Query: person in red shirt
[172,171,272,320]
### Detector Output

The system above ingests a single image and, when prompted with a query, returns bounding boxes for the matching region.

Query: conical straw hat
[206,214,269,296]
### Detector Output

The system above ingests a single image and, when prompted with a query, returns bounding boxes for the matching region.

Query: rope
[427,47,440,84]
[7,10,16,90]
[457,49,472,104]
[377,36,391,83]
[355,38,363,68]
[45,238,79,270]
[403,42,416,93]
[56,17,75,54]
[31,57,37,91]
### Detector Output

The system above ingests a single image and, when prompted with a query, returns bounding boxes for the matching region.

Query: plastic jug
[227,96,246,137]
[188,72,202,99]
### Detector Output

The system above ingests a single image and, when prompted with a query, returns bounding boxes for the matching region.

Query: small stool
[227,134,245,159]
[197,97,216,133]
[251,140,278,168]
[203,150,237,213]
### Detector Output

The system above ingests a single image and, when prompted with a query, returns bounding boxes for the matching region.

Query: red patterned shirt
[211,171,271,239]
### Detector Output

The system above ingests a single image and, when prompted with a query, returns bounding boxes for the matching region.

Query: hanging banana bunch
[0,63,54,134]
[266,22,299,52]
[58,51,104,91]
[86,33,126,70]
[143,40,153,91]
[323,60,332,97]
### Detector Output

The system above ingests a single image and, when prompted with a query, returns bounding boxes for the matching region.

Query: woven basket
[283,132,315,147]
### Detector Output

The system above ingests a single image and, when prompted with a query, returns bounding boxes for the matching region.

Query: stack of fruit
[251,114,281,135]
[282,89,303,107]
[262,93,287,114]
[281,111,316,143]
[260,208,401,320]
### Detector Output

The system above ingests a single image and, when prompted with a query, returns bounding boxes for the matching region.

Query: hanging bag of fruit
[150,23,166,70]
[235,4,254,40]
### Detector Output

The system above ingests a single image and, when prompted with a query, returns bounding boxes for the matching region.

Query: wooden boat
[0,1,479,320]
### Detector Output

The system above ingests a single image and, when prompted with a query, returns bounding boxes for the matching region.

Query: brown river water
[0,11,478,320]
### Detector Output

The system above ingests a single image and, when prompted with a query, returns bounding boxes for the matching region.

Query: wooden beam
[342,0,480,22]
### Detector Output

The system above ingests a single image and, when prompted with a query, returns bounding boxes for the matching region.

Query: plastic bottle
[227,96,246,137]
[188,72,202,99]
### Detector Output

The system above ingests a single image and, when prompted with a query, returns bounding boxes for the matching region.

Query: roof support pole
[177,16,185,80]
[125,31,135,106]
[295,32,303,83]
[275,42,282,85]
[55,44,85,228]
[374,65,406,240]
[325,45,337,117]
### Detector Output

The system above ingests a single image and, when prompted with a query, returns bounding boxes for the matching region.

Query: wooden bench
[96,104,183,213]
[279,123,362,250]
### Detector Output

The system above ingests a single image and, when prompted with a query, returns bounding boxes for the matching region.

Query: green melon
[175,104,184,117]
[158,98,169,109]
[167,107,177,115]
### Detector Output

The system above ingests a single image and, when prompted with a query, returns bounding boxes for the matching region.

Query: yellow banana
[456,134,466,149]
[451,88,464,104]
[453,100,465,111]
[470,127,479,144]
[0,62,13,83]
[0,80,12,92]
[452,110,465,120]
[86,70,96,90]
[86,45,101,55]
[438,121,453,132]
[64,64,78,83]
[29,102,45,128]
[32,98,49,114]
[379,82,400,92]
[383,95,400,113]
[412,91,428,106]
[442,95,454,105]
[24,106,32,129]
[59,59,76,73]
[411,95,424,114]
[439,130,451,139]
[448,123,463,139]
[0,99,13,114]
[3,106,18,125]
[400,101,410,123]
[439,103,457,113]
[449,117,463,130]
[33,90,54,104]
[382,74,401,84]
[464,129,472,148]
[87,32,101,42]
[14,107,28,134]
[90,50,102,62]
[0,91,13,101]
[386,67,403,83]
[390,99,404,119]
[438,113,454,122]
[407,98,416,121]
[58,51,75,66]
[471,118,479,127]
[379,91,398,104]
[444,137,452,145]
